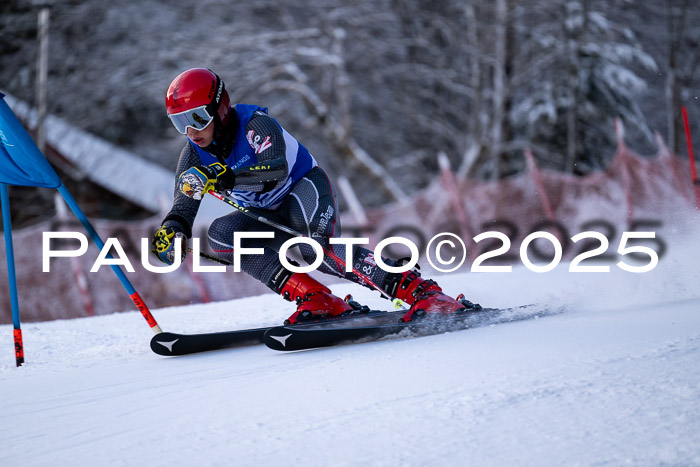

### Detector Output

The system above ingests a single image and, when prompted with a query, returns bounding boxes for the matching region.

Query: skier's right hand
[151,226,188,265]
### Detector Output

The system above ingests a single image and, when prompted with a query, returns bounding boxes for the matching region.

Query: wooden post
[36,6,96,316]
[36,7,49,154]
[525,148,554,221]
[438,152,473,256]
[615,119,634,224]
[681,106,700,210]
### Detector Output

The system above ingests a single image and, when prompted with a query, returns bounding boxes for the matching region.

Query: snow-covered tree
[654,0,700,156]
[511,0,657,173]
[1,0,697,218]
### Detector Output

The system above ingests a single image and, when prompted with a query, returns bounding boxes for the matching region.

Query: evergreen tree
[511,0,657,173]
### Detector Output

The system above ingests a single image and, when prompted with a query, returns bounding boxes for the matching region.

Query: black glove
[151,226,188,265]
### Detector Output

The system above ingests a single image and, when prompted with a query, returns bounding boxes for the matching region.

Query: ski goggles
[168,105,214,134]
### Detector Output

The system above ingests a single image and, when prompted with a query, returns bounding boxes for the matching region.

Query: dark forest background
[1,0,699,210]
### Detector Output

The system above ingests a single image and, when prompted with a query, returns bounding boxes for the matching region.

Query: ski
[263,304,554,351]
[151,303,556,356]
[150,306,392,356]
[150,328,269,356]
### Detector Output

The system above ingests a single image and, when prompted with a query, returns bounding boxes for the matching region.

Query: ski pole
[188,247,232,266]
[57,184,163,334]
[206,190,401,305]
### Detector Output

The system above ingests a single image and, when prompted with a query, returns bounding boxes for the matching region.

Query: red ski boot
[383,269,480,322]
[277,272,354,325]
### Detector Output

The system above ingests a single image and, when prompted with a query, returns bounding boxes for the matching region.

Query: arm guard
[234,111,289,193]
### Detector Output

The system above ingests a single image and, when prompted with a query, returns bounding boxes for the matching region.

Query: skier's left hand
[178,162,233,200]
[151,226,188,265]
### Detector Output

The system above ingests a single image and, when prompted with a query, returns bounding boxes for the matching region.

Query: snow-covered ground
[1,230,700,466]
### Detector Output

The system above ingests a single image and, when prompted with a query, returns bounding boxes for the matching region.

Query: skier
[152,67,472,324]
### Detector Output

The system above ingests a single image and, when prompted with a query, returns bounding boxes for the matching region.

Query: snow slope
[1,233,700,466]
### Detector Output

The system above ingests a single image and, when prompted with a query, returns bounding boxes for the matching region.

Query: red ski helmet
[165,68,230,134]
